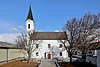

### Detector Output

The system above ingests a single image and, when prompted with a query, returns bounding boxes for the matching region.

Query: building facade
[26,6,69,59]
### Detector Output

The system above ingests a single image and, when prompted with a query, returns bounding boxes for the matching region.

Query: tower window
[48,44,51,48]
[60,52,62,56]
[28,24,30,29]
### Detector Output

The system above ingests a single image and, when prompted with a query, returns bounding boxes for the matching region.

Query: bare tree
[58,35,70,61]
[58,18,79,62]
[16,31,39,62]
[62,13,100,62]
[64,18,79,62]
[50,45,65,59]
[76,13,100,62]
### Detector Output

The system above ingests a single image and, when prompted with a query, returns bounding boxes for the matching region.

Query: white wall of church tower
[26,19,34,33]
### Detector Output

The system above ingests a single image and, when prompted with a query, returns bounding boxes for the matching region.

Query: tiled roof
[96,42,100,50]
[0,41,19,49]
[71,41,100,50]
[31,32,67,40]
[89,42,100,50]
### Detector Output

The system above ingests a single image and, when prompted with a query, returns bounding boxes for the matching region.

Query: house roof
[0,41,19,49]
[84,41,100,50]
[89,42,100,50]
[31,32,67,40]
[26,6,34,21]
[70,41,100,50]
[95,42,100,50]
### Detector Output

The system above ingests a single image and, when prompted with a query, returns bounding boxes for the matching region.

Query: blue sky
[0,0,100,34]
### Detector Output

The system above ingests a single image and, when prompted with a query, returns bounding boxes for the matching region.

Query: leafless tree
[62,13,100,62]
[16,31,39,62]
[50,45,65,59]
[64,18,79,62]
[75,13,100,62]
[58,32,71,62]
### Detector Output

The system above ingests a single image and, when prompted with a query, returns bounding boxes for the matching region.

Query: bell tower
[26,6,34,33]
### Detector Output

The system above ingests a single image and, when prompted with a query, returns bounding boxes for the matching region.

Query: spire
[26,6,34,21]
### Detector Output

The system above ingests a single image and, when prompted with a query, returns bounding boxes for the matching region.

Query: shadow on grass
[59,62,97,67]
[0,60,39,67]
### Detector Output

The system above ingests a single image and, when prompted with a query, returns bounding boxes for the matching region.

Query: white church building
[26,6,69,60]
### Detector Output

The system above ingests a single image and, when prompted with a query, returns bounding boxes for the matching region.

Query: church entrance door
[48,53,51,59]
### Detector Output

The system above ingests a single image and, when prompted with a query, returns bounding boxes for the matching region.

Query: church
[26,6,69,60]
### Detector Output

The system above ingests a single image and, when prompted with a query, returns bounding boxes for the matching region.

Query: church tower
[26,6,34,33]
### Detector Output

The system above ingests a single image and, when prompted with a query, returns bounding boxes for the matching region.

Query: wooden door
[48,54,51,59]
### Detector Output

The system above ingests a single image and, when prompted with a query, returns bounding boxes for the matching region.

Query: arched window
[48,44,51,48]
[60,52,62,56]
[28,24,30,29]
[59,44,62,48]
[36,44,39,48]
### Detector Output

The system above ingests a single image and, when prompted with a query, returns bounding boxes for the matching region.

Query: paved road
[39,59,56,67]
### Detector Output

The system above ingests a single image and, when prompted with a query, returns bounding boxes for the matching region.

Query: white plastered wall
[31,40,69,59]
[26,19,34,33]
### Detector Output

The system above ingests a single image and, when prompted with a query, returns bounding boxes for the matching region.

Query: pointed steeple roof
[26,6,34,21]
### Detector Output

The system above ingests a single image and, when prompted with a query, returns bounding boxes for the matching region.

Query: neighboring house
[0,41,25,63]
[71,41,98,63]
[96,41,100,67]
[86,41,100,66]
[26,6,69,59]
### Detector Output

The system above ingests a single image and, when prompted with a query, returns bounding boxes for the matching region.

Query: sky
[0,0,100,43]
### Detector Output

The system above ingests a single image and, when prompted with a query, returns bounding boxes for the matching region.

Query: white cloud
[0,33,20,43]
[54,30,60,32]
[0,20,25,33]
[10,25,25,33]
[19,25,24,30]
[10,27,18,33]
